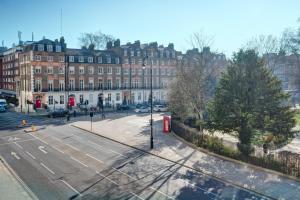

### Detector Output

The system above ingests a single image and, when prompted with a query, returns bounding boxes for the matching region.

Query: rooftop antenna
[60,8,63,37]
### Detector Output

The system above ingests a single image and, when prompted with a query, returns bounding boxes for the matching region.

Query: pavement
[71,112,300,200]
[0,111,269,200]
[0,156,35,200]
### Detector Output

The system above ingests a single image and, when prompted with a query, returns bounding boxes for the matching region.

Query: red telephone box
[35,99,41,109]
[163,115,171,133]
[69,97,75,107]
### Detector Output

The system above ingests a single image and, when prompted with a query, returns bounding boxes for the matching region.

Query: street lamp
[142,66,145,103]
[143,55,153,149]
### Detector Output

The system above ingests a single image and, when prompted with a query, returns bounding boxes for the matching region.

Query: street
[0,111,269,200]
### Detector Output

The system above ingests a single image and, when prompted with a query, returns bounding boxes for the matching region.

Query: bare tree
[78,30,115,50]
[169,33,226,132]
[244,34,280,56]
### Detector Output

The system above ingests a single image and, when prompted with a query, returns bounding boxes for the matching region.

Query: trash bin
[163,115,171,133]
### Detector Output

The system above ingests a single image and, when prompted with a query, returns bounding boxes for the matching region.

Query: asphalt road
[0,111,270,200]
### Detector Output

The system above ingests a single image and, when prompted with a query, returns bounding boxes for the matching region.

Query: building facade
[16,38,180,112]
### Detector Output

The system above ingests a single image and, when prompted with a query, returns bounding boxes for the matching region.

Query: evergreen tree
[207,49,295,155]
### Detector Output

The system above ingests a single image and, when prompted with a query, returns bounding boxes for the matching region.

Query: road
[0,111,270,200]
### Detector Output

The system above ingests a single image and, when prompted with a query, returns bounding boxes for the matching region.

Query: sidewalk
[72,113,300,200]
[0,158,35,200]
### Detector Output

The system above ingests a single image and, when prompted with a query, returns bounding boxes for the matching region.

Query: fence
[171,120,300,178]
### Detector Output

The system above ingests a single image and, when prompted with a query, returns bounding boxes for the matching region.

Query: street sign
[90,112,94,118]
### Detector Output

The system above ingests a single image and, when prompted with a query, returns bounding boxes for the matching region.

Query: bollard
[22,120,27,126]
[67,114,70,121]
[31,125,37,132]
[73,110,76,118]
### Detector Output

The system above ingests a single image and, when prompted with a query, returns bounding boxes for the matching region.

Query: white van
[0,99,8,109]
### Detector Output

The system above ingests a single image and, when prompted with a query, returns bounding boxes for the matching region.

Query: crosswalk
[0,111,61,131]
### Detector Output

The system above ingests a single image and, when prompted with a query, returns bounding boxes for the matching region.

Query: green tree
[208,49,295,155]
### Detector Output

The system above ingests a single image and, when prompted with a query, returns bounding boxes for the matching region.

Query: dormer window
[124,50,127,57]
[79,56,84,62]
[115,57,120,64]
[107,56,111,64]
[98,57,102,63]
[88,57,93,63]
[172,51,176,58]
[69,56,74,62]
[56,45,61,52]
[47,45,53,52]
[130,50,134,57]
[166,50,169,58]
[38,44,44,51]
[137,51,141,57]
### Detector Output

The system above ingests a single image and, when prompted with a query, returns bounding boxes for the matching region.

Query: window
[133,79,139,88]
[69,56,74,62]
[107,67,112,74]
[38,44,44,51]
[98,57,102,63]
[116,78,120,89]
[47,56,53,62]
[98,67,103,74]
[48,80,53,91]
[47,66,53,74]
[59,80,64,91]
[116,67,121,75]
[47,45,53,52]
[79,67,84,74]
[116,93,120,101]
[79,56,84,62]
[130,50,134,57]
[115,57,120,64]
[124,58,129,64]
[59,67,64,74]
[35,55,41,61]
[69,79,75,90]
[89,94,93,103]
[131,68,135,75]
[88,66,94,74]
[79,79,84,91]
[124,79,129,88]
[60,95,64,104]
[124,50,127,56]
[88,78,94,90]
[124,68,129,75]
[107,79,112,89]
[137,51,141,57]
[98,79,103,89]
[35,79,41,91]
[35,66,41,74]
[59,56,64,62]
[107,56,111,63]
[108,93,111,101]
[79,95,84,103]
[69,66,75,74]
[138,92,141,100]
[56,45,61,52]
[88,57,93,63]
[48,96,53,105]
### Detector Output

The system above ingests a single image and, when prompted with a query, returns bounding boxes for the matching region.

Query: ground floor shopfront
[17,89,168,112]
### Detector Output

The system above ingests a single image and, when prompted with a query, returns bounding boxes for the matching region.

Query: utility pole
[129,54,132,105]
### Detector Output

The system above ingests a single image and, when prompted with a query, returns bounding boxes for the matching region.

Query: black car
[117,104,130,110]
[48,108,69,118]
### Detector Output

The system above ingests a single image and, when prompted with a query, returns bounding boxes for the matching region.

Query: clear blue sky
[0,0,299,57]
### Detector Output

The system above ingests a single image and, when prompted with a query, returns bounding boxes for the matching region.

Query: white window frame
[47,45,53,52]
[79,67,84,74]
[38,44,44,51]
[79,56,84,62]
[69,56,74,62]
[98,67,103,74]
[88,57,93,63]
[47,66,53,74]
[56,45,61,52]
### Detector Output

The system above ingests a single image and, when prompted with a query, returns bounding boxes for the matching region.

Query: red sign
[35,99,41,109]
[69,97,75,107]
[163,116,171,133]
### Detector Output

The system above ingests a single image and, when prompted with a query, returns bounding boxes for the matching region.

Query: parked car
[48,108,69,118]
[135,106,149,113]
[0,105,6,112]
[117,104,130,111]
[0,99,8,109]
[153,105,168,112]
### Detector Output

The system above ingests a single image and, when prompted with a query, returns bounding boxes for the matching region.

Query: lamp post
[143,55,153,149]
[142,66,145,103]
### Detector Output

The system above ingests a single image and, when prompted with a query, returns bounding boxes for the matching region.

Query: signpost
[90,112,94,131]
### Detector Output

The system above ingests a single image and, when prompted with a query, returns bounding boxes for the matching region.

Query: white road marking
[130,192,145,200]
[11,152,20,160]
[29,133,48,145]
[71,156,88,167]
[112,167,133,179]
[26,151,36,160]
[8,137,20,142]
[51,136,62,142]
[0,139,36,147]
[52,146,65,154]
[60,179,81,196]
[96,171,118,185]
[86,154,103,163]
[88,141,126,157]
[14,142,23,149]
[38,146,47,154]
[178,179,218,197]
[40,163,55,175]
[149,186,175,199]
[66,143,80,151]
